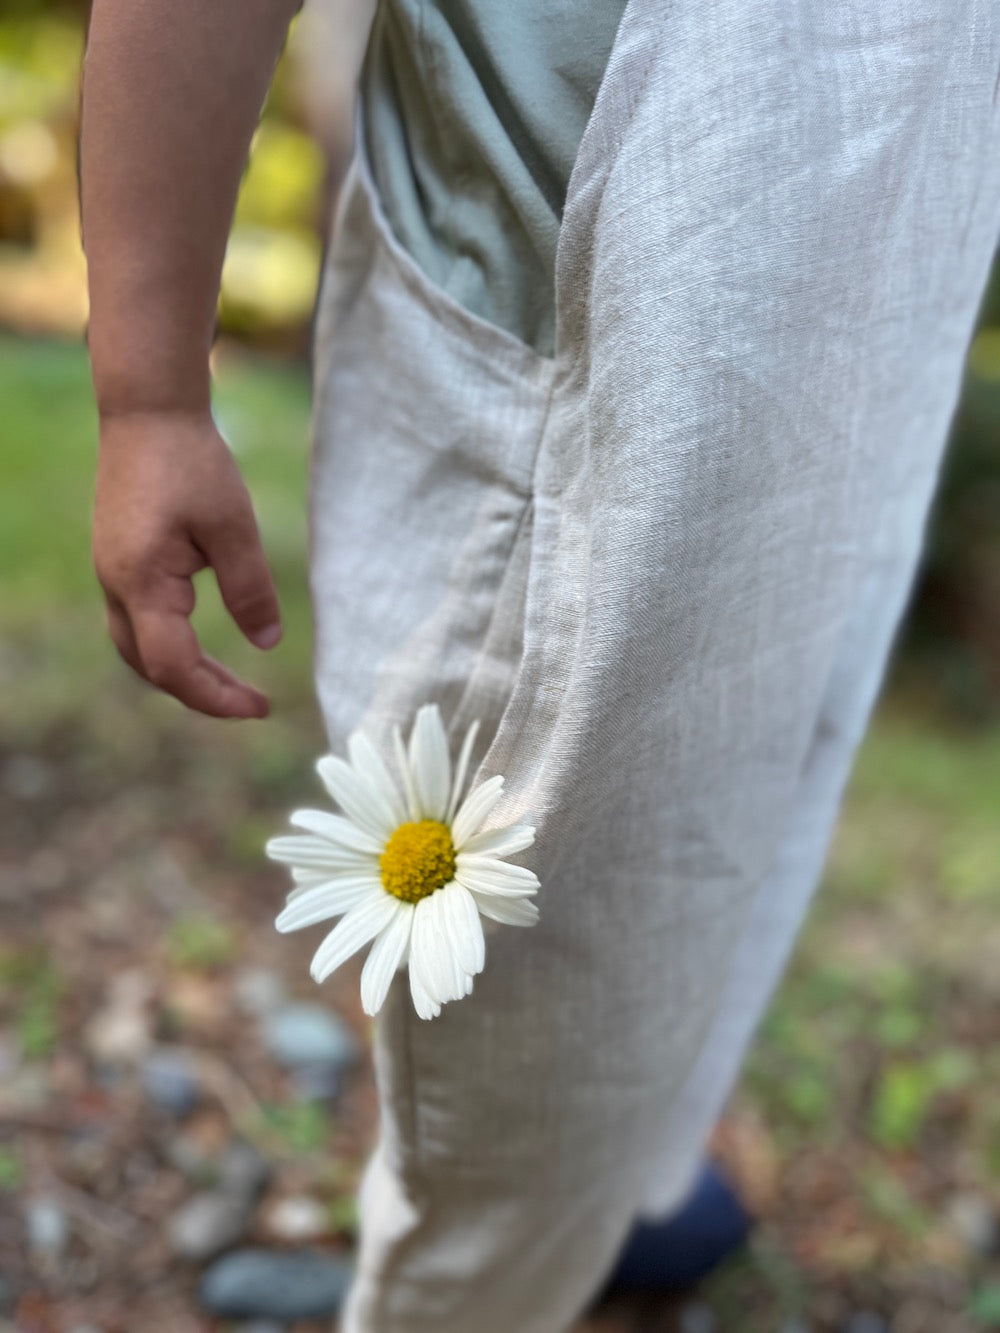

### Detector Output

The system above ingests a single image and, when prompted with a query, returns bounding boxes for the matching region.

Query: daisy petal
[266,834,360,870]
[276,876,381,932]
[409,962,441,1020]
[359,902,413,1016]
[439,880,485,978]
[286,868,366,904]
[310,891,400,984]
[292,865,349,886]
[455,854,540,887]
[407,704,451,821]
[431,888,471,999]
[411,893,463,1006]
[458,824,536,858]
[445,718,480,823]
[348,731,407,829]
[451,775,506,847]
[469,891,540,928]
[289,809,384,856]
[392,724,420,823]
[316,755,396,841]
[454,866,539,898]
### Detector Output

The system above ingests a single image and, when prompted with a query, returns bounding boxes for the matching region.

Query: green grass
[0,334,316,742]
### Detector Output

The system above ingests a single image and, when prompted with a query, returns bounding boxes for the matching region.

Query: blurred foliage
[256,1100,333,1156]
[165,913,239,972]
[972,1284,1000,1328]
[0,4,326,343]
[0,945,63,1060]
[0,1148,24,1193]
[908,261,1000,715]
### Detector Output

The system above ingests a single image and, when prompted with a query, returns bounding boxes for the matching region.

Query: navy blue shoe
[600,1161,754,1295]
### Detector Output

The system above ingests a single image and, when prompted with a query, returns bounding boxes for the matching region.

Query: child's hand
[92,409,282,719]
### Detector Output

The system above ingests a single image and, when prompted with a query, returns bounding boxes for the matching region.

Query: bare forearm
[80,0,300,415]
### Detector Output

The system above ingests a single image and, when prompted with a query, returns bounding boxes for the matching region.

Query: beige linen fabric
[308,2,1000,1329]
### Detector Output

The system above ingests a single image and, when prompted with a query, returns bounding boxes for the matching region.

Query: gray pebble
[843,1314,889,1333]
[265,1195,329,1243]
[0,1274,14,1313]
[141,1048,200,1116]
[232,1324,287,1333]
[678,1302,717,1333]
[291,1062,343,1103]
[168,1190,252,1261]
[778,1320,812,1333]
[234,968,286,1018]
[217,1140,271,1200]
[947,1190,998,1256]
[199,1247,353,1320]
[2,754,51,800]
[25,1195,69,1258]
[263,1004,359,1072]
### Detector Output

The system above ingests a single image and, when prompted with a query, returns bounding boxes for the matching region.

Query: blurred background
[1,3,999,1331]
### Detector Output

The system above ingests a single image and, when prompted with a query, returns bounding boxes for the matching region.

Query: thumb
[201,505,283,650]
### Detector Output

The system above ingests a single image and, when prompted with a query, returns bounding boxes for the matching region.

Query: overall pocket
[308,134,556,757]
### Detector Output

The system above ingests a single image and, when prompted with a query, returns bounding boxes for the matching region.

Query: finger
[130,606,270,720]
[198,506,283,651]
[105,596,144,676]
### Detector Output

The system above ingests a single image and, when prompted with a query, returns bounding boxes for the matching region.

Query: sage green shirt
[361,0,627,355]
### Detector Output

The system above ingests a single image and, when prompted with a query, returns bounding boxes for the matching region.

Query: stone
[141,1048,200,1116]
[83,970,153,1066]
[264,1195,329,1243]
[217,1140,271,1200]
[234,967,286,1018]
[2,754,51,800]
[778,1321,812,1333]
[263,1004,359,1072]
[679,1302,717,1333]
[25,1195,69,1258]
[843,1314,889,1333]
[163,973,228,1039]
[198,1247,353,1320]
[290,1062,343,1103]
[83,1004,151,1065]
[946,1191,998,1256]
[167,1190,252,1261]
[0,1064,50,1111]
[232,1324,286,1333]
[0,1273,14,1313]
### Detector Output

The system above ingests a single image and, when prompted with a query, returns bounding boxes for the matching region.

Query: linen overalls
[307,1,1000,1328]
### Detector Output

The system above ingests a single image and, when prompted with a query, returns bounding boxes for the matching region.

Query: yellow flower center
[379,819,456,904]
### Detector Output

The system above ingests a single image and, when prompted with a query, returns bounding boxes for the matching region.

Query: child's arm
[82,0,302,719]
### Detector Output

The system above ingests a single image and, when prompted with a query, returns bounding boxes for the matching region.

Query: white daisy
[265,704,540,1020]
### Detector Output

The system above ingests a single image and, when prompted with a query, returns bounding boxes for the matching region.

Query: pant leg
[308,5,1000,1330]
